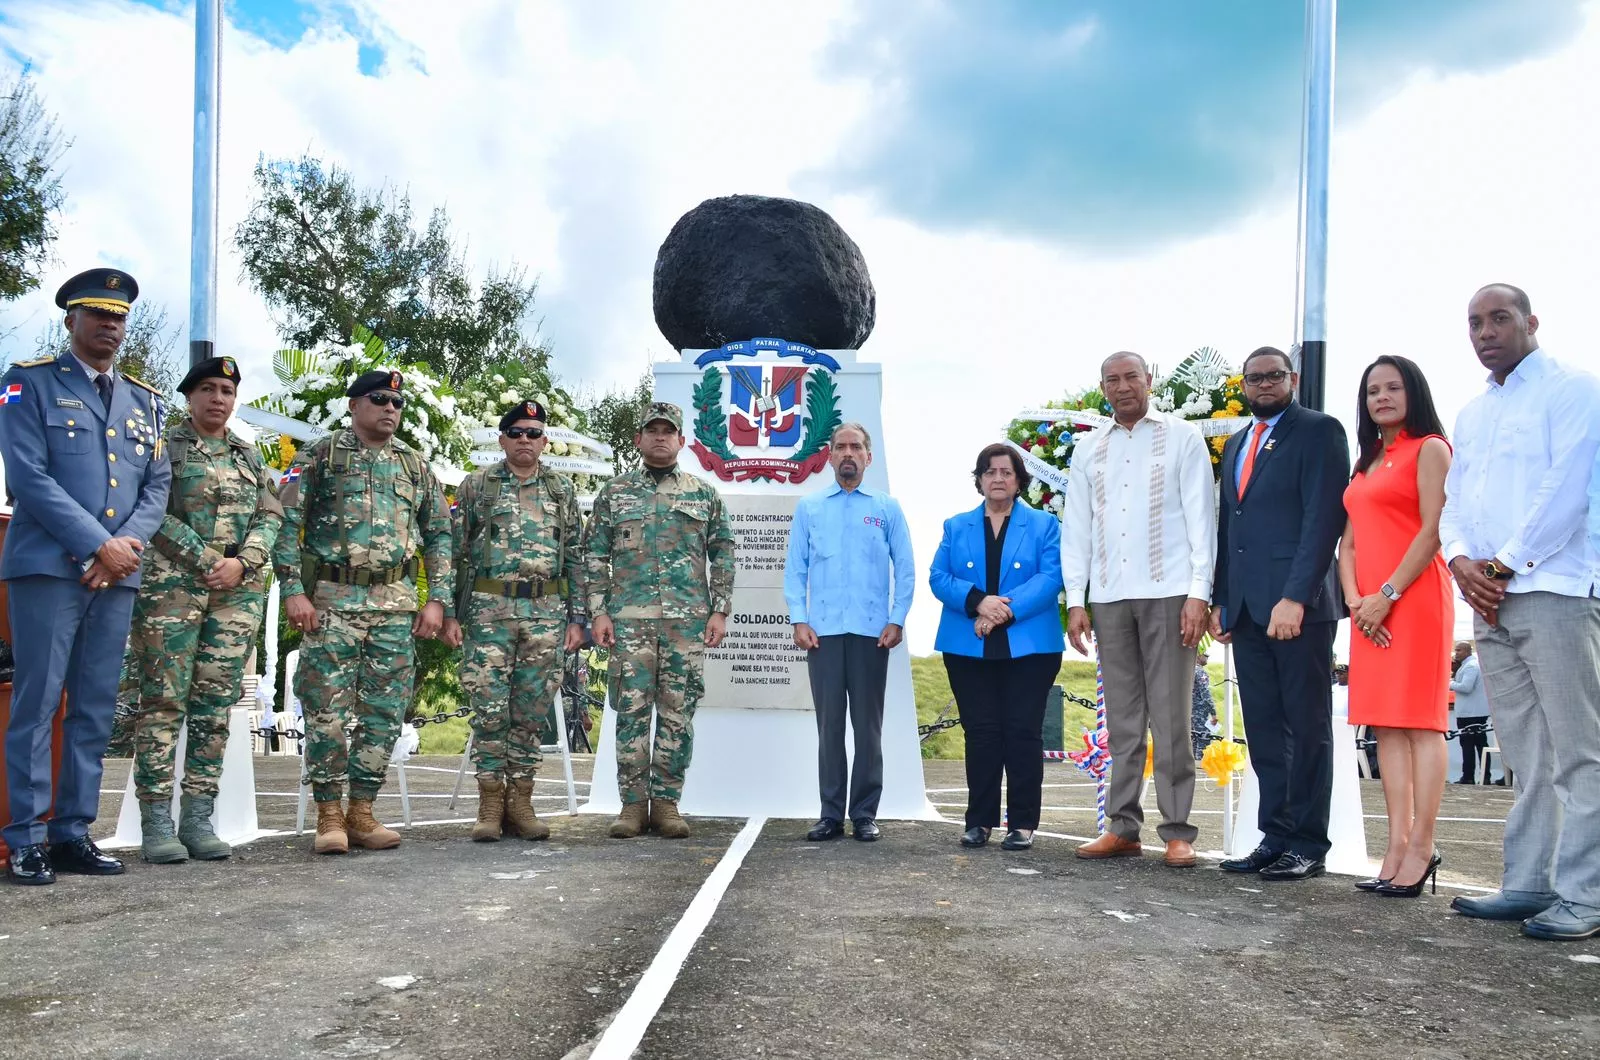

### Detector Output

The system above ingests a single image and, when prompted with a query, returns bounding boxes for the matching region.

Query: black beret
[56,267,139,315]
[347,369,404,398]
[499,400,547,431]
[178,356,242,395]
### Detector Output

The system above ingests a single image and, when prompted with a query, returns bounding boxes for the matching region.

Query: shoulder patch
[121,372,163,397]
[11,357,56,369]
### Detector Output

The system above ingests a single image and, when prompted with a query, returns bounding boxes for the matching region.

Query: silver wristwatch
[1380,582,1402,601]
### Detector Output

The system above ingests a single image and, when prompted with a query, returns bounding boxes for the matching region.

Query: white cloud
[2,0,1597,655]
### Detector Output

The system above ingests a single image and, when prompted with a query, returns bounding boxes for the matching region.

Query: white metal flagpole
[1293,0,1336,411]
[188,0,222,367]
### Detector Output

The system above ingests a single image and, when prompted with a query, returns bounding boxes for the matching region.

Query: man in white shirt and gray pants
[1441,283,1600,940]
[1063,352,1217,869]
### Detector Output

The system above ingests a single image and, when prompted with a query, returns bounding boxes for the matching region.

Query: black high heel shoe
[1374,852,1443,898]
[1354,876,1393,892]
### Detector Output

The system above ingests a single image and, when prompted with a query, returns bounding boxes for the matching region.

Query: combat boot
[313,800,348,855]
[139,800,188,864]
[649,798,691,839]
[346,799,402,850]
[177,793,232,860]
[609,800,648,839]
[503,778,550,841]
[471,777,505,842]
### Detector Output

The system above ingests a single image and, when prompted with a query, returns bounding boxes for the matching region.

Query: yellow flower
[1226,374,1243,387]
[1226,399,1243,414]
[275,435,297,470]
[1210,436,1227,453]
[1201,740,1248,784]
[1144,741,1155,779]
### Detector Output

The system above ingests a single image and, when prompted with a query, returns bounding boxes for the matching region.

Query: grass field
[415,655,1242,760]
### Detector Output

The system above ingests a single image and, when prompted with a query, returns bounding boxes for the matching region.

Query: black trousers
[943,651,1062,831]
[1457,716,1490,783]
[1229,614,1336,859]
[808,634,889,822]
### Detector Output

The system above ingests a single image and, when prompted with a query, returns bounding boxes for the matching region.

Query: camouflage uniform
[454,461,582,780]
[273,429,454,803]
[582,443,735,805]
[130,418,282,800]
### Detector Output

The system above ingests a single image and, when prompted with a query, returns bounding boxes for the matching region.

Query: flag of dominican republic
[283,465,302,485]
[0,383,21,406]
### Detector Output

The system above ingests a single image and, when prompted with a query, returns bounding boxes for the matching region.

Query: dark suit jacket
[1213,402,1349,630]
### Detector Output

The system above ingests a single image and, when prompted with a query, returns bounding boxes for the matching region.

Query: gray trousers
[1092,596,1199,843]
[1475,591,1600,909]
[807,633,888,823]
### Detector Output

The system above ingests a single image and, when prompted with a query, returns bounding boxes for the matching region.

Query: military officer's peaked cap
[499,400,546,431]
[347,369,404,398]
[178,356,242,395]
[642,401,683,432]
[55,267,139,316]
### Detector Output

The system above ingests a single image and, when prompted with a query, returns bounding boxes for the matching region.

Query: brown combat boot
[345,799,401,850]
[471,777,505,842]
[649,798,690,839]
[608,800,648,839]
[503,778,550,841]
[313,801,348,856]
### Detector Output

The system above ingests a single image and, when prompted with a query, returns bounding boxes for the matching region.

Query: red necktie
[1238,422,1269,496]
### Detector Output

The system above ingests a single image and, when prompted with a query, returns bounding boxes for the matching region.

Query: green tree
[0,72,69,302]
[233,154,541,386]
[31,302,183,399]
[582,372,654,472]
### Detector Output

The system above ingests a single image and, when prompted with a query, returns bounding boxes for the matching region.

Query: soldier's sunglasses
[503,427,545,439]
[365,394,405,409]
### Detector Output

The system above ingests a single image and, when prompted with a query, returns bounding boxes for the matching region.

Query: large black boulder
[653,195,875,351]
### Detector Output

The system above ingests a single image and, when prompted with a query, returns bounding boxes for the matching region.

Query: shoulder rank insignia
[120,372,163,397]
[11,356,56,369]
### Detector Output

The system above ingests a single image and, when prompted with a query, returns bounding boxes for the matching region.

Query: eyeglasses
[365,394,405,409]
[503,427,545,440]
[1242,370,1290,386]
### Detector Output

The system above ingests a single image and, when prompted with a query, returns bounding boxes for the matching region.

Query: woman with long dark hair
[1338,354,1454,897]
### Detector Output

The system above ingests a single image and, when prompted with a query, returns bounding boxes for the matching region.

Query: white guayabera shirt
[1061,408,1217,608]
[1439,348,1600,599]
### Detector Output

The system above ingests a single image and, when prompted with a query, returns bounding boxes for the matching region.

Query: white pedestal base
[1226,715,1369,876]
[105,705,268,849]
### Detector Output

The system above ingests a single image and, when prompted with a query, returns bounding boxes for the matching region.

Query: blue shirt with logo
[783,482,915,638]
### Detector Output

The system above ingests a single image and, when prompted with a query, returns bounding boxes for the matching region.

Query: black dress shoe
[960,826,991,848]
[806,818,844,841]
[47,836,125,876]
[7,844,56,886]
[1219,844,1281,874]
[1000,829,1034,851]
[852,819,880,842]
[1259,852,1325,882]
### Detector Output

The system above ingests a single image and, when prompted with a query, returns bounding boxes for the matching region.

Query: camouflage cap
[642,401,683,432]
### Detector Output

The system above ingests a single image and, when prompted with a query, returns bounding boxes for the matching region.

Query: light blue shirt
[1450,655,1489,717]
[1233,408,1286,492]
[1590,449,1600,584]
[783,482,915,638]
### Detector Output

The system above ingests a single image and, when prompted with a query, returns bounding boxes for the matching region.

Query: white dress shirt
[1439,348,1600,598]
[1062,408,1217,608]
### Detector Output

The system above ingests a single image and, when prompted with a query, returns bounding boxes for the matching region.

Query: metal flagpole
[188,0,222,367]
[1293,0,1336,411]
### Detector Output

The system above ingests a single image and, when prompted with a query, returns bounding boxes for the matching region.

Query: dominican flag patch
[283,466,303,484]
[0,383,21,405]
[449,498,459,515]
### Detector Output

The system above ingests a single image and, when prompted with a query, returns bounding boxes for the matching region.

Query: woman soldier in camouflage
[129,357,282,863]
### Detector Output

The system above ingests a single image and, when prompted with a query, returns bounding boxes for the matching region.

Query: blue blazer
[1213,401,1349,630]
[929,500,1065,658]
[0,353,172,586]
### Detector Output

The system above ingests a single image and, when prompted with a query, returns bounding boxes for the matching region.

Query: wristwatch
[1380,582,1402,601]
[1483,560,1515,581]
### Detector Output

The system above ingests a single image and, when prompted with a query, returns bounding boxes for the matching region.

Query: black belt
[306,556,419,587]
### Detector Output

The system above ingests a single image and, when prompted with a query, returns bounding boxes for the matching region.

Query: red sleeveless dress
[1342,433,1453,731]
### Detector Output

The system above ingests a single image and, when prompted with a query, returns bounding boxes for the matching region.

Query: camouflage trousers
[297,608,415,803]
[610,617,705,804]
[129,563,265,800]
[461,602,565,780]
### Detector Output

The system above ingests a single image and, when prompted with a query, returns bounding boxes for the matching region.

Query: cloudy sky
[3,0,1596,650]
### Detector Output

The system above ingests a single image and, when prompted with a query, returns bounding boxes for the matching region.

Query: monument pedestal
[583,344,935,821]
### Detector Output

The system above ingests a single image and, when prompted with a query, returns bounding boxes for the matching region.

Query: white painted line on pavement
[588,816,766,1060]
